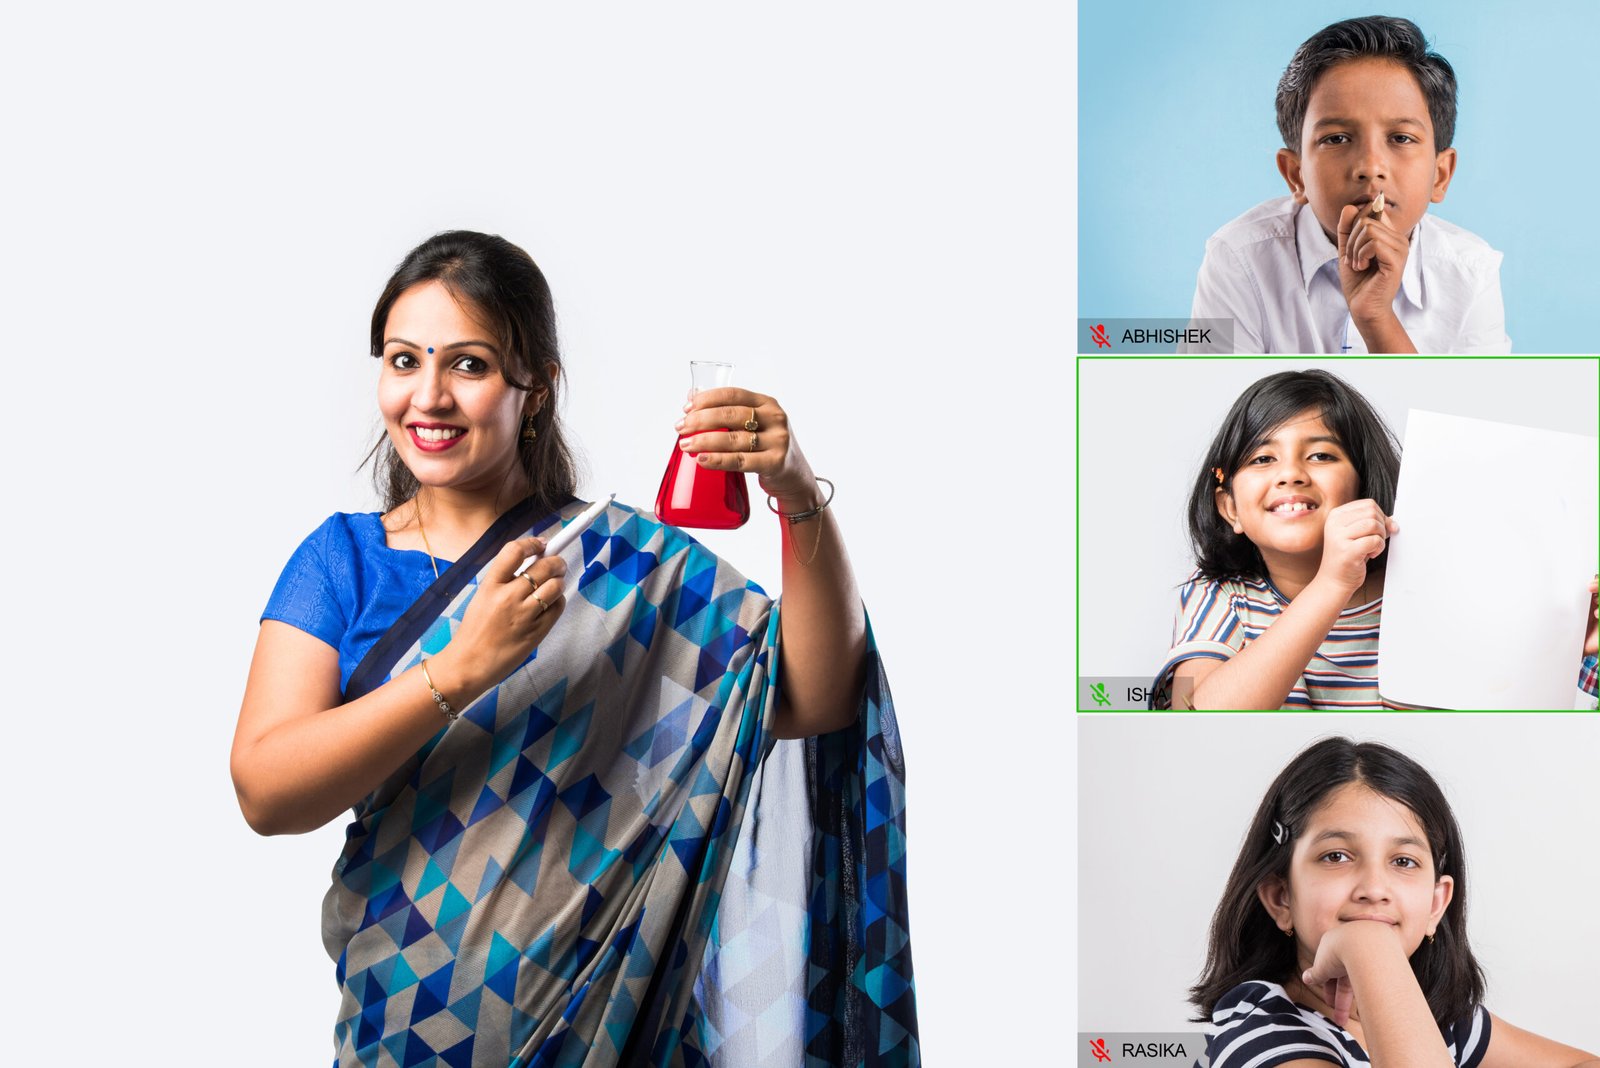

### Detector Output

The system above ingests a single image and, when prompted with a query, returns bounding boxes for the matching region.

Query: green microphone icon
[1090,682,1111,707]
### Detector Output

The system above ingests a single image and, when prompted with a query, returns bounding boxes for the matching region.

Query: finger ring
[521,571,541,590]
[748,432,759,452]
[743,408,760,432]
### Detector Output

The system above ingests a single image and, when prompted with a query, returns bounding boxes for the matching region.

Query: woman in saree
[231,231,916,1067]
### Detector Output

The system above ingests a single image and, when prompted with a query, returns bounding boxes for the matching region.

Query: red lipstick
[407,425,467,452]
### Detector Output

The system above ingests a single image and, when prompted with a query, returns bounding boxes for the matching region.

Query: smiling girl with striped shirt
[1150,370,1599,710]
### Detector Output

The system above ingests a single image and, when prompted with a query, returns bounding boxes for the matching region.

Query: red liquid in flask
[655,432,750,529]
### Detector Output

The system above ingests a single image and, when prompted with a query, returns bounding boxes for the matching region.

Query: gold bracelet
[767,477,835,525]
[419,658,458,721]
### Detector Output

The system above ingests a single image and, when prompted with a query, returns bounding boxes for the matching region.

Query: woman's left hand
[675,388,819,507]
[679,387,863,737]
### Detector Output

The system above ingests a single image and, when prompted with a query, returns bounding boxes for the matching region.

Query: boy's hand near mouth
[1337,193,1418,352]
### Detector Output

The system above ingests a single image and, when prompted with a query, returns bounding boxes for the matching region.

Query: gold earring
[522,414,538,442]
[1285,926,1294,937]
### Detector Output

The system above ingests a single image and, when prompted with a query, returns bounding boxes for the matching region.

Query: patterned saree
[323,498,917,1067]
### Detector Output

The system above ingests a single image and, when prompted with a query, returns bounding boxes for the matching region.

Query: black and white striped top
[1200,981,1491,1067]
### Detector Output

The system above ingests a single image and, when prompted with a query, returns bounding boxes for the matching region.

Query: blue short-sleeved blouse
[260,512,453,694]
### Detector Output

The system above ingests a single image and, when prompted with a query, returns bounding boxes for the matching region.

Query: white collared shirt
[1184,195,1510,353]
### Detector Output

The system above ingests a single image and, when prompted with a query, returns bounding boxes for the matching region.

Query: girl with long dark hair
[1194,737,1597,1067]
[1152,369,1599,709]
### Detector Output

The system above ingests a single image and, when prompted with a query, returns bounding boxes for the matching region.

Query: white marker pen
[515,494,615,577]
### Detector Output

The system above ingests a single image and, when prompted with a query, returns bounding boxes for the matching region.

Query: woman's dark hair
[1187,369,1400,583]
[366,230,578,514]
[1276,16,1458,152]
[1190,738,1483,1028]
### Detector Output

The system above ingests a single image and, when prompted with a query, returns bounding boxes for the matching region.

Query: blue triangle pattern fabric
[628,596,659,649]
[438,1036,475,1068]
[321,500,916,1065]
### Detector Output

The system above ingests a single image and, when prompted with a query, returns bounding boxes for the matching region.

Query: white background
[1078,358,1600,680]
[1080,716,1600,1048]
[3,4,1075,1063]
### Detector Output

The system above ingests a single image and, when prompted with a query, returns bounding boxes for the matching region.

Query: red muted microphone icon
[1090,1037,1112,1062]
[1091,323,1111,348]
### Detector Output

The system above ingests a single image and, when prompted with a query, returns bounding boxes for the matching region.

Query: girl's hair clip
[1214,467,1226,485]
[1271,819,1288,845]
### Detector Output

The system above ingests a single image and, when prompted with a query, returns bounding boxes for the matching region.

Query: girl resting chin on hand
[1193,737,1599,1068]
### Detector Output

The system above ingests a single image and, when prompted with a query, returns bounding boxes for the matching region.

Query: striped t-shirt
[1201,980,1490,1067]
[1153,571,1600,710]
[1153,572,1404,710]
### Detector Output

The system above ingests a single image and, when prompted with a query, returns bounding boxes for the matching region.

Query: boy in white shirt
[1186,17,1509,354]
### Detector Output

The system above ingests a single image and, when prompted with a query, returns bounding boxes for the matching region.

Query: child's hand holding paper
[1379,410,1599,708]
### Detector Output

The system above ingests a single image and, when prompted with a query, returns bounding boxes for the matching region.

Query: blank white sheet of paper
[1379,409,1598,709]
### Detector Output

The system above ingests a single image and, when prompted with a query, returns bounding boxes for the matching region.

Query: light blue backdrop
[1079,0,1600,353]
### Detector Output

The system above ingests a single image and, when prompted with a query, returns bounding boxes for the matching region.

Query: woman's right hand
[1317,499,1400,593]
[434,535,567,702]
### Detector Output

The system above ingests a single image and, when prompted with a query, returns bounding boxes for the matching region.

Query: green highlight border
[1075,353,1600,714]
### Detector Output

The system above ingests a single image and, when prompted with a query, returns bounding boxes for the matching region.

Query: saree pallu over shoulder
[323,499,918,1067]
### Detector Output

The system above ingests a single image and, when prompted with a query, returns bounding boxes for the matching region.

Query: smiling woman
[230,231,919,1066]
[375,280,562,565]
[366,234,576,553]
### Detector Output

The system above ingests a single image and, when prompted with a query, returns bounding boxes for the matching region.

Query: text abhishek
[1119,328,1211,344]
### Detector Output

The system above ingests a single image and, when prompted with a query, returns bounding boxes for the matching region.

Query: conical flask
[654,361,751,529]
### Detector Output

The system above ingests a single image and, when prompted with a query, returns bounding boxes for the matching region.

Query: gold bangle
[419,658,458,721]
[766,477,835,525]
